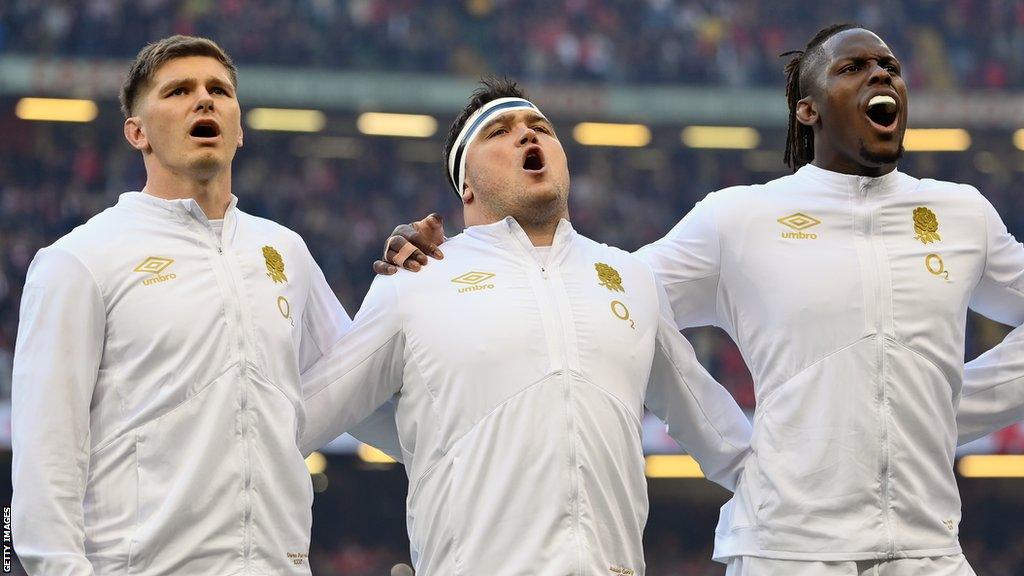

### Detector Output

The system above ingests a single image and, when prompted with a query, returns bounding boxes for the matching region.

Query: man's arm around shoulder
[643,280,751,490]
[299,273,407,457]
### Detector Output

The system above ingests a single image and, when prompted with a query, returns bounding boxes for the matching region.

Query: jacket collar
[464,216,576,263]
[118,191,240,242]
[796,163,905,195]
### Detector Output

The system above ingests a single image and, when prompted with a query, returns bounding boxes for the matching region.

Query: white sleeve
[298,246,402,459]
[299,275,406,456]
[643,280,751,490]
[634,195,721,329]
[297,247,352,374]
[12,247,103,575]
[959,196,1024,444]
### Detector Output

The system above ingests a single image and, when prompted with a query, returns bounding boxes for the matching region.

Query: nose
[867,61,893,86]
[517,124,538,146]
[194,88,215,112]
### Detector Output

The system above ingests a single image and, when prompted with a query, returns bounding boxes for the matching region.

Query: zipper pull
[540,266,548,279]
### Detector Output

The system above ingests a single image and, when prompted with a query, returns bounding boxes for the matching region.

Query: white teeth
[868,95,897,112]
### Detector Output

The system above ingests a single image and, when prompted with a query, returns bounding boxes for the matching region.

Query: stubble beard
[187,150,227,182]
[491,181,568,230]
[858,139,904,166]
[473,168,568,226]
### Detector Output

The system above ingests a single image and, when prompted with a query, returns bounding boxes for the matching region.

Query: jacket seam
[756,334,874,414]
[404,332,445,446]
[381,276,433,451]
[888,337,957,386]
[713,198,724,318]
[405,371,564,502]
[126,432,141,571]
[658,273,718,287]
[395,274,441,410]
[966,188,992,298]
[961,373,1024,398]
[571,370,644,430]
[90,362,236,454]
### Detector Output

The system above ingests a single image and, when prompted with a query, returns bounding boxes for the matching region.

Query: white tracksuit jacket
[636,163,1024,561]
[300,217,753,576]
[11,192,396,575]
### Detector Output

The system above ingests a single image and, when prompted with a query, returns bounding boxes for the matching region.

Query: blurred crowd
[2,0,1024,88]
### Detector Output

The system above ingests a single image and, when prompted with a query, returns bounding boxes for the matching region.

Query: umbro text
[781,231,817,240]
[458,283,494,293]
[142,273,177,286]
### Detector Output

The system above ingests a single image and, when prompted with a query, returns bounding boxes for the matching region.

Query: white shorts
[725,555,976,576]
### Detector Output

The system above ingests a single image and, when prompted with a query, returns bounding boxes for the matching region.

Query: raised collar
[797,163,905,195]
[119,191,239,223]
[464,216,576,262]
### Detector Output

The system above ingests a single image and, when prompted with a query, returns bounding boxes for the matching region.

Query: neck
[143,162,233,218]
[810,149,897,178]
[520,217,562,247]
[465,207,568,247]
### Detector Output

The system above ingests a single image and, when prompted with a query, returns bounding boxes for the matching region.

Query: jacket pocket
[82,432,138,573]
[406,453,459,575]
[127,374,243,575]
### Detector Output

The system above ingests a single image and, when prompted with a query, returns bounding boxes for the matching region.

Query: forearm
[300,277,405,454]
[646,317,751,490]
[959,323,1024,444]
[300,332,404,455]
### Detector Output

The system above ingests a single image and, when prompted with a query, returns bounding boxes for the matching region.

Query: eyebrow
[834,53,899,66]
[156,76,232,92]
[156,77,197,92]
[480,111,554,134]
[524,112,553,130]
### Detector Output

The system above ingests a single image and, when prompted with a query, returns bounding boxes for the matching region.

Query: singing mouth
[523,147,545,172]
[189,119,222,140]
[865,94,899,129]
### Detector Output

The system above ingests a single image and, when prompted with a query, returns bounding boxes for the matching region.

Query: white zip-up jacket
[300,217,752,576]
[636,164,1024,561]
[11,192,396,575]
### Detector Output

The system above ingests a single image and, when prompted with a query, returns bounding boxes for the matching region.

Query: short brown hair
[120,35,238,118]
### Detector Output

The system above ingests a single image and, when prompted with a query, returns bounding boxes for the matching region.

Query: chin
[859,143,904,166]
[188,153,227,179]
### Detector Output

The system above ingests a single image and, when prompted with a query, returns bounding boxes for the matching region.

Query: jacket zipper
[859,180,896,559]
[213,226,254,570]
[540,263,582,574]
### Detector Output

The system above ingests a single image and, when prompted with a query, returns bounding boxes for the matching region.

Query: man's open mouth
[865,95,899,128]
[190,119,221,139]
[523,147,545,171]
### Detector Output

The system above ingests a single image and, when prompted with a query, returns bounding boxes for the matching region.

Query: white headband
[446,97,545,197]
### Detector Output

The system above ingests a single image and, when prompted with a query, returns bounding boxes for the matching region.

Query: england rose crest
[913,207,940,244]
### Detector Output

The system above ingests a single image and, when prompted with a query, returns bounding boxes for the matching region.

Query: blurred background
[1,0,1023,574]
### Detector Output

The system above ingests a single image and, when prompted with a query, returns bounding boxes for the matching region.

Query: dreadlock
[782,23,859,171]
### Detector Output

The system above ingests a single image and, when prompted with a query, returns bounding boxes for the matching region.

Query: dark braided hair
[782,23,859,171]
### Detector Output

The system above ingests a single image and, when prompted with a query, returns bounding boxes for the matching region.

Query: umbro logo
[778,212,821,240]
[134,256,177,286]
[452,271,495,294]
